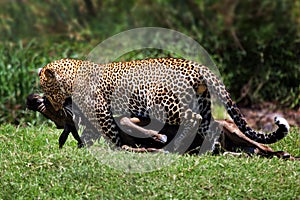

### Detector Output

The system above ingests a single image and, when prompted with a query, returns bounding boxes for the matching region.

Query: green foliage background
[0,0,299,124]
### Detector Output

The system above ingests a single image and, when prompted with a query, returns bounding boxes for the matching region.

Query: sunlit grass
[1,124,299,199]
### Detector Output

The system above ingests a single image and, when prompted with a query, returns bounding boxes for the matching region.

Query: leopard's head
[39,59,81,111]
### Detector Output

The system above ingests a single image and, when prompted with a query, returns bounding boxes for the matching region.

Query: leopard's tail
[202,66,289,144]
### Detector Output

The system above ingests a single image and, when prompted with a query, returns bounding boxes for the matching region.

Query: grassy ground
[0,123,299,199]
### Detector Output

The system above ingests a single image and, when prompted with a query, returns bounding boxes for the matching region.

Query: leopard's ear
[44,68,56,80]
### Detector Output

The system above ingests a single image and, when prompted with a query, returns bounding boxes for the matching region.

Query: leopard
[38,57,290,153]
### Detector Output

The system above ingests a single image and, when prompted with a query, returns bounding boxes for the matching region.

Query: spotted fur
[39,58,289,151]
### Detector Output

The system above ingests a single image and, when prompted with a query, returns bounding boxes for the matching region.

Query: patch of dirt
[239,102,300,131]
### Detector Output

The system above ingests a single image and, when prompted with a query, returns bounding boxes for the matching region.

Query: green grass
[1,124,299,199]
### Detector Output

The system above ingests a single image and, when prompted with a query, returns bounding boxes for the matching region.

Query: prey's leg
[119,117,167,144]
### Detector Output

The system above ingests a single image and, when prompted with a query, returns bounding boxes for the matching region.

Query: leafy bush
[0,0,299,124]
[0,41,41,124]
